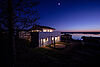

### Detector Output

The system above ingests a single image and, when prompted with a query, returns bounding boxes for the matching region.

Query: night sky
[37,0,100,32]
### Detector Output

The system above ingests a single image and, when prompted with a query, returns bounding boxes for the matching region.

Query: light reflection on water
[71,34,100,40]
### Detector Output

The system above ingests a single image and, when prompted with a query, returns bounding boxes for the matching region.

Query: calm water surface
[71,34,100,40]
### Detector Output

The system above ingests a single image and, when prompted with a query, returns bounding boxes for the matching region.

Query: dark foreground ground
[2,38,100,67]
[14,40,100,67]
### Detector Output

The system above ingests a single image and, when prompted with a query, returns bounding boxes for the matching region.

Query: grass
[3,36,100,66]
[16,47,65,66]
[15,40,100,66]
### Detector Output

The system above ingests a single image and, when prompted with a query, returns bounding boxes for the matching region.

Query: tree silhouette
[0,0,40,35]
[0,0,40,66]
[15,0,40,36]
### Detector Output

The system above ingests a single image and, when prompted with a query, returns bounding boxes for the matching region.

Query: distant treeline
[61,32,100,34]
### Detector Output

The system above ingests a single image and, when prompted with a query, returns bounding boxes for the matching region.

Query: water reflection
[71,34,100,40]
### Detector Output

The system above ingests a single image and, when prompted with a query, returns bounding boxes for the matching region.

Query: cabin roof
[30,25,55,30]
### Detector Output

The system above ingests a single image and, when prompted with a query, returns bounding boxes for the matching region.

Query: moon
[58,2,61,6]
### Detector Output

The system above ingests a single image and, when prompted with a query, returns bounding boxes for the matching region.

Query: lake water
[71,34,100,40]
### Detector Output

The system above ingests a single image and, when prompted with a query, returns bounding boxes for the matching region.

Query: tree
[0,0,40,66]
[0,0,40,35]
[14,0,40,37]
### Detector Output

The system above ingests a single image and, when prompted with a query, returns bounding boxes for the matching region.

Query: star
[58,2,61,6]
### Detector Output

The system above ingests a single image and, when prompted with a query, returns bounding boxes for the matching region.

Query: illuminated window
[55,37,58,41]
[41,39,43,45]
[42,38,49,45]
[32,30,34,32]
[43,39,46,43]
[43,29,47,32]
[36,30,39,32]
[50,30,53,32]
[52,37,54,40]
[58,36,60,40]
[46,38,48,41]
[42,29,54,32]
[32,30,41,32]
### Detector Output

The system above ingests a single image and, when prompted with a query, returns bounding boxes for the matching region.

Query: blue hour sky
[36,0,100,32]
